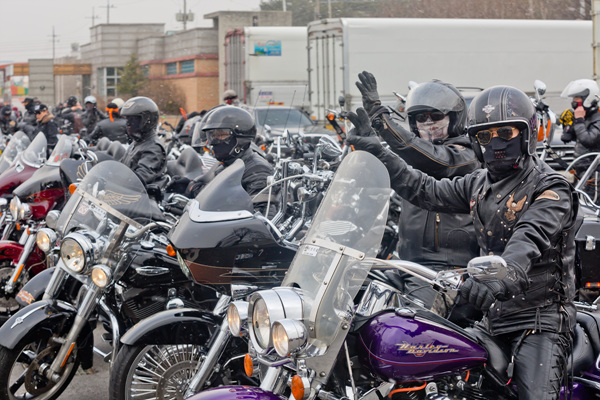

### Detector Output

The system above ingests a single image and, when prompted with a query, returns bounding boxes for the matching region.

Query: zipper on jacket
[435,213,440,251]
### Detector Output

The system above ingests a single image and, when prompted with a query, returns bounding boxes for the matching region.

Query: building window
[166,62,177,75]
[141,65,149,77]
[102,67,121,97]
[180,60,194,74]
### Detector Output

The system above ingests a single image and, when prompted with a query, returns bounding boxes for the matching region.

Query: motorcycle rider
[119,96,167,186]
[82,95,106,133]
[223,89,240,106]
[183,106,275,213]
[355,71,481,322]
[33,103,59,153]
[58,95,84,134]
[0,105,17,135]
[87,101,128,145]
[347,85,578,400]
[19,97,37,127]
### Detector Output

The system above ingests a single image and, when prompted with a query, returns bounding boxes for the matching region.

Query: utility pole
[593,1,600,82]
[183,0,187,31]
[101,0,116,24]
[314,0,321,20]
[175,0,194,31]
[49,26,58,60]
[87,7,100,27]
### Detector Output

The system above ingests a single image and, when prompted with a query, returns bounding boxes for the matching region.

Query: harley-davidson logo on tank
[396,342,459,357]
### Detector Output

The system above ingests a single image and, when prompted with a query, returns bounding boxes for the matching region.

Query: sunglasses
[475,126,518,146]
[415,111,446,123]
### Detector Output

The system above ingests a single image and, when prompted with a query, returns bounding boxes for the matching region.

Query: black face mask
[126,116,144,142]
[482,136,522,178]
[211,136,238,162]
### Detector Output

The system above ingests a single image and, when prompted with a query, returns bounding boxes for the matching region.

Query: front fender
[186,386,286,400]
[0,299,76,349]
[120,307,220,346]
[15,267,56,306]
[0,240,23,263]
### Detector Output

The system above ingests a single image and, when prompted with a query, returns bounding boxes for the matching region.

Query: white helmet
[84,95,97,105]
[112,97,125,108]
[561,79,600,108]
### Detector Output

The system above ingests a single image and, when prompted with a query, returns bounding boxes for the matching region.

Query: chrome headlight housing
[9,197,20,220]
[227,301,249,337]
[36,228,58,253]
[272,319,308,357]
[91,265,112,287]
[248,288,303,354]
[19,203,31,220]
[60,232,98,274]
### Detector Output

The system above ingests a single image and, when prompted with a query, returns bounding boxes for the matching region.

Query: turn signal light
[585,282,600,288]
[291,375,306,400]
[244,353,253,377]
[69,184,77,195]
[166,245,176,257]
[16,223,20,231]
[326,113,335,121]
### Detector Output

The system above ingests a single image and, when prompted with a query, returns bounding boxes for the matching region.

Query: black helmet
[66,96,78,107]
[466,85,537,160]
[1,106,11,117]
[120,96,160,141]
[202,106,256,162]
[406,80,466,138]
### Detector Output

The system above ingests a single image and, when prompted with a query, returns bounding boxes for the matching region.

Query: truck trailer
[224,26,309,108]
[308,18,593,121]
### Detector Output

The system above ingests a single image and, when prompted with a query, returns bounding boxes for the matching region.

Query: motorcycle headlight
[19,203,31,220]
[227,301,249,337]
[36,228,58,253]
[272,319,307,357]
[9,197,20,220]
[91,265,112,287]
[248,288,303,354]
[60,233,96,274]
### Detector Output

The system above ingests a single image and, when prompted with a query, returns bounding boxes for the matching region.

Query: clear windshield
[21,132,47,168]
[0,131,30,173]
[46,135,74,166]
[56,160,152,238]
[256,108,313,128]
[282,150,390,348]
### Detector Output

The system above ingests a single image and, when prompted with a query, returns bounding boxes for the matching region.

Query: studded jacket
[379,150,578,335]
[375,113,481,268]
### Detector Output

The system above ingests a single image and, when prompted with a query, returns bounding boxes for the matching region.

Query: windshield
[256,108,313,128]
[282,150,390,348]
[56,160,152,237]
[21,132,47,168]
[0,131,30,174]
[46,135,74,166]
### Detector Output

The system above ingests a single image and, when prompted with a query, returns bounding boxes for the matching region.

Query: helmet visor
[206,129,234,146]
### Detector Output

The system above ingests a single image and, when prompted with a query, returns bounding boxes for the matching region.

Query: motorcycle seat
[576,310,600,356]
[568,323,595,374]
[95,137,112,152]
[465,325,509,382]
[167,147,206,180]
[106,141,126,161]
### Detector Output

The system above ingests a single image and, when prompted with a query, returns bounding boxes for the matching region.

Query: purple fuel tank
[359,310,487,381]
[185,386,285,400]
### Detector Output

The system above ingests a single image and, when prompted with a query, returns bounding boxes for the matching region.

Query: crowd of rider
[0,77,598,399]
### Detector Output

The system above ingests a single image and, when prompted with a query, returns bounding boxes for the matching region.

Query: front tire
[110,344,206,400]
[0,332,80,400]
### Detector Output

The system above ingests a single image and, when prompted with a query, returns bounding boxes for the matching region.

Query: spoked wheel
[111,344,206,400]
[0,266,26,326]
[0,333,79,400]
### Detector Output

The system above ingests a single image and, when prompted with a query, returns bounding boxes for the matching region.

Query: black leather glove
[356,71,381,116]
[346,107,385,157]
[459,278,508,312]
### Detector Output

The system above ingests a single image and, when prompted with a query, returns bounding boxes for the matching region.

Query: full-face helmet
[120,96,160,142]
[561,79,600,109]
[201,106,256,162]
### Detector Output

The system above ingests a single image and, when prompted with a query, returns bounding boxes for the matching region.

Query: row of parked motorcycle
[0,80,598,400]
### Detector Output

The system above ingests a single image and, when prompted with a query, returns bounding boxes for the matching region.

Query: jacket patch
[535,190,560,201]
[504,192,527,222]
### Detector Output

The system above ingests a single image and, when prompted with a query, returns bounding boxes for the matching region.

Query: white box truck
[224,26,310,108]
[307,18,593,121]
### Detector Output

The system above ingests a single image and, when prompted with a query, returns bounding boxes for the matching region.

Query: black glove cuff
[368,105,390,119]
[574,117,585,124]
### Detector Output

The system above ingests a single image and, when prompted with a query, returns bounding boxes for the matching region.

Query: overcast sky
[1,0,263,64]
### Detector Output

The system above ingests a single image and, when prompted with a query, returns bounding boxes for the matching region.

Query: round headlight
[36,228,58,253]
[227,301,248,337]
[9,197,20,220]
[61,238,85,272]
[91,265,111,287]
[19,203,31,220]
[252,298,271,349]
[272,319,308,357]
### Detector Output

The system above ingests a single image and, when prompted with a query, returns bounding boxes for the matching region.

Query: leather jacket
[380,150,578,335]
[563,110,600,158]
[34,114,59,151]
[82,108,106,133]
[375,112,481,267]
[120,133,166,186]
[88,118,128,145]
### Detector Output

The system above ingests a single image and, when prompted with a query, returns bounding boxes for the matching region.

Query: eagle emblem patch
[504,192,527,222]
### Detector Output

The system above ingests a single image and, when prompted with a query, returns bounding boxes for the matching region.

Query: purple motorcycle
[187,150,600,400]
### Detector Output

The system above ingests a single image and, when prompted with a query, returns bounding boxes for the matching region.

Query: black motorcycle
[109,157,298,400]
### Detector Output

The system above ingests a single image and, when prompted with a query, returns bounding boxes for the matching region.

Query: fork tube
[47,285,102,381]
[42,267,67,300]
[4,233,36,293]
[184,317,232,397]
[1,221,13,240]
[98,299,120,368]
